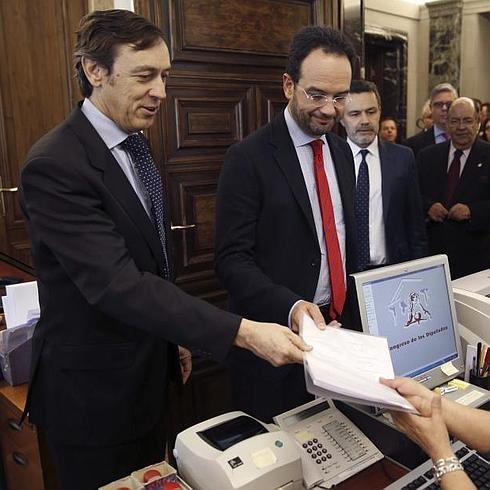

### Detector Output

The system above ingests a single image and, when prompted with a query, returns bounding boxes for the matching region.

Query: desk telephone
[274,398,383,489]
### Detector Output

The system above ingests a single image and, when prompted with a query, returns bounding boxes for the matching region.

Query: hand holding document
[301,313,416,413]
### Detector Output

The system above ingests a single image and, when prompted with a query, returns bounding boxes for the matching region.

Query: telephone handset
[273,398,383,489]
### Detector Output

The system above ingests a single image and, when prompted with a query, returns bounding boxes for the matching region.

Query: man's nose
[318,99,336,117]
[150,77,166,99]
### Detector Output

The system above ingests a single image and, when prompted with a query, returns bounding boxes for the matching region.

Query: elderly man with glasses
[215,26,359,422]
[403,83,458,158]
[417,97,490,279]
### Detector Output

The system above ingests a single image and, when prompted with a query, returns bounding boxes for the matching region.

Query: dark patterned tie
[122,133,169,278]
[445,149,463,207]
[355,149,370,271]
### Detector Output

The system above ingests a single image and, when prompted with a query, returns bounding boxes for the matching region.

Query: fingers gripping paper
[301,314,416,413]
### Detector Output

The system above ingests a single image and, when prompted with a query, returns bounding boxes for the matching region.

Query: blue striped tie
[355,149,370,271]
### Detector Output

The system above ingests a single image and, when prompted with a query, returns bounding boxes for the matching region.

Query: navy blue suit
[402,127,436,158]
[417,139,490,279]
[377,140,428,263]
[215,112,358,421]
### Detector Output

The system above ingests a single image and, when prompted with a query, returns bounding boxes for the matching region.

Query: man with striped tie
[340,79,427,273]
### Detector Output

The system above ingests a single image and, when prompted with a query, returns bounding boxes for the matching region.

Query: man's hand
[234,318,312,367]
[448,203,471,221]
[291,300,329,333]
[380,377,453,461]
[428,202,448,222]
[178,346,192,384]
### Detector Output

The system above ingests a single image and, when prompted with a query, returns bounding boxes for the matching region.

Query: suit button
[311,260,318,267]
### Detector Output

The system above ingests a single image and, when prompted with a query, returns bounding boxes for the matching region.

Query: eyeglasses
[297,85,351,108]
[431,101,453,109]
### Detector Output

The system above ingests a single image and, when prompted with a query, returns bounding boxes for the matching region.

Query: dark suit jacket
[417,139,490,279]
[20,106,240,447]
[403,127,436,158]
[377,140,428,263]
[215,112,357,381]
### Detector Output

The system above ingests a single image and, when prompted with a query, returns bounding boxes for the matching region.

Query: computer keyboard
[385,440,490,489]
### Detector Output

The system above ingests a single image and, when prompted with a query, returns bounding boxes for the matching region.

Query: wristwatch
[432,456,464,482]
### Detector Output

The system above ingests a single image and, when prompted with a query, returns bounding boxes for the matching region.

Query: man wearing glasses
[417,97,490,279]
[215,26,358,422]
[404,82,458,158]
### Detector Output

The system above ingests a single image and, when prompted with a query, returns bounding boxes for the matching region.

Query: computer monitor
[352,254,465,390]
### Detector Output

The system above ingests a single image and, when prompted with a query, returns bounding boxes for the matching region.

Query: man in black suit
[215,27,357,422]
[340,80,427,271]
[418,97,490,279]
[20,10,310,490]
[404,83,458,157]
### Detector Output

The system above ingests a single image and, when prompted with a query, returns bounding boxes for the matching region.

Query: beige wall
[461,2,490,102]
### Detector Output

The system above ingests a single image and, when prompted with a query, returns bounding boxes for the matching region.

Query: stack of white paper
[1,281,39,329]
[301,314,416,413]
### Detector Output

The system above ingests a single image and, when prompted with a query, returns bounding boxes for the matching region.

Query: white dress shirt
[447,143,470,175]
[348,136,387,266]
[81,98,152,217]
[284,108,346,313]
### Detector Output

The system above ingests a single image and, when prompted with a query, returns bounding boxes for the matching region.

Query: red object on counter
[143,469,162,483]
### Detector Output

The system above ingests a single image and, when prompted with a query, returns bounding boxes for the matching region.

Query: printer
[174,411,302,490]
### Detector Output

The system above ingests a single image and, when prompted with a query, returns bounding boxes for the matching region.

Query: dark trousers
[43,424,166,490]
[231,362,314,423]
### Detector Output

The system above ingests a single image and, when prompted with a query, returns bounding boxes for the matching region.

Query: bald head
[447,97,479,149]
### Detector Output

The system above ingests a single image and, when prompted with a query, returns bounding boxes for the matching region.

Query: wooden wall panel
[164,84,253,163]
[168,0,314,66]
[0,0,86,267]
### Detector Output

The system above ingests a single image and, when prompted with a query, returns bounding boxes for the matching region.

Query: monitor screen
[353,255,464,387]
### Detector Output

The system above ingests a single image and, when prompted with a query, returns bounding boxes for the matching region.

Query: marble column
[426,0,463,91]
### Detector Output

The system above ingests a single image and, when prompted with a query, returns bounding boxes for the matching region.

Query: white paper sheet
[301,313,416,412]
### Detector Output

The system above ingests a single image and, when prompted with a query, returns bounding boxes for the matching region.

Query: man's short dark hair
[380,115,398,126]
[74,9,164,97]
[286,26,356,84]
[349,79,381,107]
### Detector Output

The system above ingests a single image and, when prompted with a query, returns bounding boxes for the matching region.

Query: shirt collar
[449,142,471,158]
[347,136,379,159]
[81,98,129,150]
[433,124,447,139]
[284,106,327,148]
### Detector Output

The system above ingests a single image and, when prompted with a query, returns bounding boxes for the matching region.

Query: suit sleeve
[215,144,301,324]
[404,150,428,258]
[20,156,240,360]
[417,149,438,213]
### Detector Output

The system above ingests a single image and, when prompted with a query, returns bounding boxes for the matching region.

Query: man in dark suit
[340,80,427,270]
[418,97,490,279]
[403,83,458,157]
[20,10,310,490]
[215,27,357,422]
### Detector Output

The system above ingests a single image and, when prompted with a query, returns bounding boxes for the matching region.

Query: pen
[477,342,482,376]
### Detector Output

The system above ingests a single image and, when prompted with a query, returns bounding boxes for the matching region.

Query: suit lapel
[66,107,166,274]
[455,140,486,200]
[270,114,317,237]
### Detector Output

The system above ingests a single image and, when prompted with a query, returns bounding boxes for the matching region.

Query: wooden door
[0,0,87,269]
[138,0,340,307]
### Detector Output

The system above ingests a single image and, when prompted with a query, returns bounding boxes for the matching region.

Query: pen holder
[469,369,490,390]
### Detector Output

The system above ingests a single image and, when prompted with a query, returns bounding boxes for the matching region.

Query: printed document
[301,314,416,412]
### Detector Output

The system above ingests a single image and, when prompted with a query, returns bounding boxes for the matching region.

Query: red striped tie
[310,139,346,319]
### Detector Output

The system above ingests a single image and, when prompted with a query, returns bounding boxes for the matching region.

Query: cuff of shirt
[288,300,304,329]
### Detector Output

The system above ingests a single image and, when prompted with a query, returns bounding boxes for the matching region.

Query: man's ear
[81,56,107,89]
[340,117,346,128]
[283,73,294,101]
